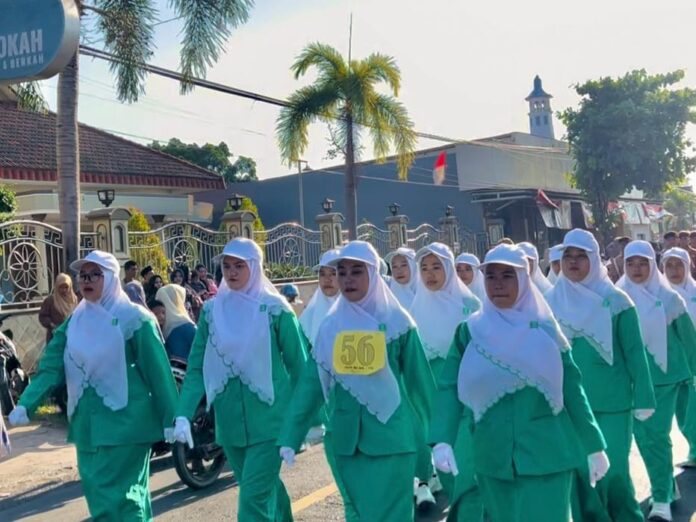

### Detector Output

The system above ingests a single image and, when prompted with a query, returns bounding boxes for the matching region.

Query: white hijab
[313,241,414,424]
[411,243,481,360]
[662,247,696,322]
[386,247,418,309]
[546,229,632,365]
[64,251,149,418]
[455,252,487,301]
[203,238,292,407]
[458,244,569,422]
[617,240,686,373]
[518,242,553,293]
[300,249,341,347]
[156,284,195,340]
[547,245,564,285]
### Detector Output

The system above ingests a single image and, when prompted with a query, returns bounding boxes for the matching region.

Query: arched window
[115,225,125,253]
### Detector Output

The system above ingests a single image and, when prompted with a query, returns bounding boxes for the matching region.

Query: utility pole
[297,159,309,228]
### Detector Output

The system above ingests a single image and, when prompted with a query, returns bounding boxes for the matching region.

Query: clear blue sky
[38,0,696,183]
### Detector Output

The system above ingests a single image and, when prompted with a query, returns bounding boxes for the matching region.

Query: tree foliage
[14,83,48,113]
[560,69,696,242]
[0,185,17,222]
[128,207,170,276]
[276,42,416,238]
[663,185,696,230]
[150,138,257,183]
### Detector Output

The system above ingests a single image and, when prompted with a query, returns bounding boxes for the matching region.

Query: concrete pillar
[316,213,344,252]
[385,215,409,250]
[85,207,132,274]
[439,207,460,254]
[220,210,256,240]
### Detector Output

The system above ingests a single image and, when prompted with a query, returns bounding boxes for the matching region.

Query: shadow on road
[640,467,696,522]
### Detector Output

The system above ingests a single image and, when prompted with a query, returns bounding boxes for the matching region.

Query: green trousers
[76,443,152,522]
[479,470,572,522]
[571,411,642,522]
[323,432,356,521]
[223,440,293,522]
[335,451,416,522]
[675,379,696,462]
[414,421,434,482]
[633,383,679,503]
[443,418,483,522]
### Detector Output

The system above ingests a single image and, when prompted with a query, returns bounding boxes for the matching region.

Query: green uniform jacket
[278,328,436,457]
[648,312,696,386]
[20,318,178,451]
[430,323,605,481]
[570,307,655,412]
[177,306,307,448]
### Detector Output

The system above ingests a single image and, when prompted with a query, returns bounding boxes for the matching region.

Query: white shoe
[429,474,443,494]
[415,484,436,509]
[304,425,325,444]
[648,502,672,521]
[413,477,419,497]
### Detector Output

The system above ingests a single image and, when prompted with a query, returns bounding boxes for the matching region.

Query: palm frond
[359,53,401,95]
[364,94,416,179]
[291,42,347,81]
[276,84,342,164]
[14,82,48,113]
[95,0,157,102]
[171,0,254,93]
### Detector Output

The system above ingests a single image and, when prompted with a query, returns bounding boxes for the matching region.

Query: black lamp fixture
[228,193,244,212]
[445,205,454,217]
[388,202,400,217]
[97,189,115,208]
[322,197,335,214]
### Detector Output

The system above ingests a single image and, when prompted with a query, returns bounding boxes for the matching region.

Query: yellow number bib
[333,331,387,375]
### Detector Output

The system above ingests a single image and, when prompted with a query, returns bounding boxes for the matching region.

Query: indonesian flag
[433,152,446,185]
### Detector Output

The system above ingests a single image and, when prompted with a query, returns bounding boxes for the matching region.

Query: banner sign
[0,0,80,83]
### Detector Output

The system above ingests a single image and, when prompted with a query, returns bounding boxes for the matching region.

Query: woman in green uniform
[9,250,178,521]
[410,243,481,515]
[517,241,553,293]
[385,247,418,309]
[662,247,696,468]
[173,238,307,522]
[455,252,487,302]
[546,229,655,522]
[278,240,436,522]
[617,240,696,521]
[430,243,608,522]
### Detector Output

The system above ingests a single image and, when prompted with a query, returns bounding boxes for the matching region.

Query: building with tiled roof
[0,100,224,224]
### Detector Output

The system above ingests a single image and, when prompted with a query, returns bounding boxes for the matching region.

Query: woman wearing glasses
[9,251,179,520]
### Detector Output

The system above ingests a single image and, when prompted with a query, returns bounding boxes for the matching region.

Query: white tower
[525,75,555,140]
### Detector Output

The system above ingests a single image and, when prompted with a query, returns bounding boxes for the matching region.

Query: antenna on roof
[348,12,353,63]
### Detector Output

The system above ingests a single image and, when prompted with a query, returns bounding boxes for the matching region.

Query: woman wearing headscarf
[410,243,481,513]
[617,241,696,521]
[156,284,196,361]
[173,238,307,522]
[518,241,553,293]
[9,251,178,520]
[455,252,486,301]
[546,244,564,285]
[430,244,608,522]
[300,249,341,347]
[385,247,418,309]
[39,273,78,342]
[124,281,148,308]
[278,241,436,522]
[546,229,655,522]
[661,247,696,470]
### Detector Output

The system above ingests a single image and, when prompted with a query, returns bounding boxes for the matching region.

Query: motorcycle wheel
[172,404,227,490]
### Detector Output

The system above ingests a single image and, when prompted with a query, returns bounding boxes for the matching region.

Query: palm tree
[276,43,417,239]
[55,0,254,266]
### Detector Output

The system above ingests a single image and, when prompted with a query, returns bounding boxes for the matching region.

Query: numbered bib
[333,331,387,375]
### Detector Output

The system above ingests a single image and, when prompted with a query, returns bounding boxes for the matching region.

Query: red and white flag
[433,152,446,185]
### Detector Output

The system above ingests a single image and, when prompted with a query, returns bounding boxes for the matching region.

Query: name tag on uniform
[333,331,386,375]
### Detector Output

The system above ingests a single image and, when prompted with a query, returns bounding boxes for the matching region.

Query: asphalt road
[1,428,695,521]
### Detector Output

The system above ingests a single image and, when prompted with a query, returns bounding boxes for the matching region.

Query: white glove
[634,408,655,421]
[279,446,296,467]
[433,443,459,476]
[173,417,194,449]
[8,406,29,426]
[588,451,610,487]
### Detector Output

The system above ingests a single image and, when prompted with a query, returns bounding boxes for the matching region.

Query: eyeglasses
[78,271,104,283]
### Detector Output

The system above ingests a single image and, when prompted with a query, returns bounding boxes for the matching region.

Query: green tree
[276,43,417,239]
[14,83,48,113]
[128,208,170,276]
[663,185,696,230]
[560,69,696,243]
[150,138,257,183]
[55,1,254,268]
[0,185,17,223]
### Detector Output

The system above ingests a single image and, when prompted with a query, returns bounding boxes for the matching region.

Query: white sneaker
[648,502,672,521]
[413,477,419,497]
[304,425,325,444]
[429,474,443,494]
[415,484,436,509]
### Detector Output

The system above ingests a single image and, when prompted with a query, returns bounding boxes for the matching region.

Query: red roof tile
[0,102,224,190]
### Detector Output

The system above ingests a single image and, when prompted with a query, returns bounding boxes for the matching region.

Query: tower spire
[525,75,554,139]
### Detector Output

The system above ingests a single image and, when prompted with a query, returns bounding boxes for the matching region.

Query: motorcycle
[167,355,227,490]
[0,314,29,414]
